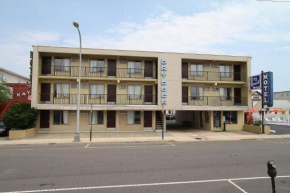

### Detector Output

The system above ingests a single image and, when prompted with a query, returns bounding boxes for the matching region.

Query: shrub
[3,103,37,130]
[254,120,262,126]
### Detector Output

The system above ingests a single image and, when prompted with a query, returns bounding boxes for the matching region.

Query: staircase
[155,112,164,131]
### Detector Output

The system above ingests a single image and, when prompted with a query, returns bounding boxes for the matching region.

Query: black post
[271,177,276,193]
[90,104,92,142]
[162,105,164,140]
[267,160,277,193]
[261,71,265,134]
[223,121,226,131]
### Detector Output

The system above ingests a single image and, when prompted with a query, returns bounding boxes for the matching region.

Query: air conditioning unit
[120,85,126,89]
[213,63,219,68]
[120,111,127,114]
[205,86,210,91]
[213,87,219,91]
[71,83,78,88]
[204,63,211,67]
[82,83,88,88]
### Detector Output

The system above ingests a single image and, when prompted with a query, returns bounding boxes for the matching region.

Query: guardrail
[182,71,246,81]
[182,96,247,106]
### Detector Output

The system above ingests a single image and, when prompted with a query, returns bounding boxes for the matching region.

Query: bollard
[267,160,277,193]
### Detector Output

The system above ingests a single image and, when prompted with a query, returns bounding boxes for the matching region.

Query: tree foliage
[0,80,11,104]
[3,103,37,129]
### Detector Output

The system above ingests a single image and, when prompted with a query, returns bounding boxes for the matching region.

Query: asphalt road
[267,124,290,135]
[0,139,290,193]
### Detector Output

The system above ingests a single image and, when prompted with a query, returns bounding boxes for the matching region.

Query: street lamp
[73,21,81,142]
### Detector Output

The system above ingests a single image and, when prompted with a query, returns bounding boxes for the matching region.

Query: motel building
[31,46,252,133]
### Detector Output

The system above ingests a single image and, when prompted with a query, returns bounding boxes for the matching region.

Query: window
[0,73,3,81]
[281,93,284,96]
[128,61,141,73]
[275,94,278,99]
[54,84,69,98]
[191,87,203,100]
[53,110,68,124]
[190,64,203,76]
[127,111,141,124]
[220,88,231,100]
[90,85,104,98]
[219,64,232,77]
[223,111,237,124]
[55,58,70,71]
[128,85,141,99]
[90,111,104,124]
[90,60,104,72]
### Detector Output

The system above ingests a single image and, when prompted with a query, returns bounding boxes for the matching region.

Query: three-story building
[31,46,252,132]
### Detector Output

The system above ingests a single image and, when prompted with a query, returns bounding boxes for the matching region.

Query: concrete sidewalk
[1,129,290,145]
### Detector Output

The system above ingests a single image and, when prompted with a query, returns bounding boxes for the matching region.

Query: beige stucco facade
[31,46,251,132]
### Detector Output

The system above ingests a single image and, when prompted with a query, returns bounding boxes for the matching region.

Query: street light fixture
[73,21,81,142]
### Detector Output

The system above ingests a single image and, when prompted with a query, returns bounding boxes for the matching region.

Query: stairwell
[155,112,163,131]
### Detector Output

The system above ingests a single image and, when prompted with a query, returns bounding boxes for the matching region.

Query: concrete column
[163,112,166,131]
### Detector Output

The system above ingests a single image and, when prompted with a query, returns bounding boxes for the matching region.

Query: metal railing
[182,71,246,81]
[182,96,247,106]
[39,93,156,105]
[40,65,156,79]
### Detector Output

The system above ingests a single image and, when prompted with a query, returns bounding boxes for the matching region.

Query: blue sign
[262,72,273,107]
[249,75,261,90]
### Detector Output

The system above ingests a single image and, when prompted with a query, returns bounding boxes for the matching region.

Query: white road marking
[3,176,290,193]
[85,144,89,148]
[228,180,247,193]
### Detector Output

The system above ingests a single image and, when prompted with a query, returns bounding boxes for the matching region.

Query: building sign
[249,74,261,90]
[161,58,167,105]
[262,72,273,107]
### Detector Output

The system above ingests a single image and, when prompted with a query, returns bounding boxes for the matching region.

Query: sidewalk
[0,129,290,145]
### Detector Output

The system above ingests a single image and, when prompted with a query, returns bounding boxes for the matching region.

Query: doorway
[41,57,52,75]
[108,60,116,77]
[182,86,188,103]
[107,85,116,103]
[145,61,153,78]
[144,111,152,128]
[40,110,50,130]
[234,65,241,81]
[182,63,188,79]
[107,111,116,129]
[145,85,153,103]
[214,111,221,128]
[41,83,51,103]
[234,88,242,104]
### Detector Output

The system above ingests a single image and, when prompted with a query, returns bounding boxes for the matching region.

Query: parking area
[267,124,290,135]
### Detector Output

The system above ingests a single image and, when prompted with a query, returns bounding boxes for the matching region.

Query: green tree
[0,80,11,104]
[3,103,37,129]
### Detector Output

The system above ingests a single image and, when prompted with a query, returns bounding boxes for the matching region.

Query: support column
[163,112,167,131]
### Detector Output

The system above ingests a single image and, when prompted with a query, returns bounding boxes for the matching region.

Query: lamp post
[73,21,81,142]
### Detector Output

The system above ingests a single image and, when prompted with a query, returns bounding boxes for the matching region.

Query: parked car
[0,121,10,136]
[166,114,175,120]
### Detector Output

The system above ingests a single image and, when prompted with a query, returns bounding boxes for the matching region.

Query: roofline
[0,67,30,81]
[32,45,252,59]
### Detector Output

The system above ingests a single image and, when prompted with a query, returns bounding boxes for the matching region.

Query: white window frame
[190,64,203,76]
[54,84,69,98]
[90,111,104,125]
[191,87,204,100]
[90,59,105,72]
[127,111,141,124]
[128,85,142,99]
[128,61,142,74]
[53,110,69,125]
[55,58,70,72]
[219,88,232,100]
[90,84,105,99]
[219,64,232,77]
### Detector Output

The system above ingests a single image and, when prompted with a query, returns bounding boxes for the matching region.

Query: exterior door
[234,65,241,81]
[144,111,152,127]
[41,83,51,102]
[107,111,116,128]
[182,86,188,103]
[40,110,50,129]
[145,61,153,78]
[107,85,116,103]
[108,59,116,77]
[145,85,153,103]
[234,88,242,104]
[214,111,221,128]
[41,57,52,75]
[182,63,188,79]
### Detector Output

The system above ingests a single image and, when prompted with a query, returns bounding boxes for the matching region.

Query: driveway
[267,124,290,135]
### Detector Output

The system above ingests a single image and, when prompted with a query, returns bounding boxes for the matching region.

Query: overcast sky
[0,0,289,91]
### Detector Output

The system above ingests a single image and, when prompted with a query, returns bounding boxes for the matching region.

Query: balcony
[40,65,156,79]
[182,71,246,82]
[182,96,247,106]
[39,93,157,105]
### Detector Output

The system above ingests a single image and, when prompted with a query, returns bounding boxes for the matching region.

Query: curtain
[220,88,225,100]
[97,60,105,72]
[135,62,141,73]
[128,61,135,73]
[128,85,134,99]
[90,85,97,98]
[225,65,231,77]
[62,84,69,98]
[63,111,68,124]
[191,87,197,99]
[135,86,141,99]
[197,65,203,76]
[199,87,204,100]
[63,59,70,72]
[56,84,62,97]
[127,111,134,124]
[90,60,97,72]
[191,64,197,76]
[219,65,225,77]
[96,85,104,98]
[90,111,97,124]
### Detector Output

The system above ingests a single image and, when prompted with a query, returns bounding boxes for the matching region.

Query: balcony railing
[182,71,246,81]
[182,96,247,106]
[40,65,156,79]
[39,93,156,105]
